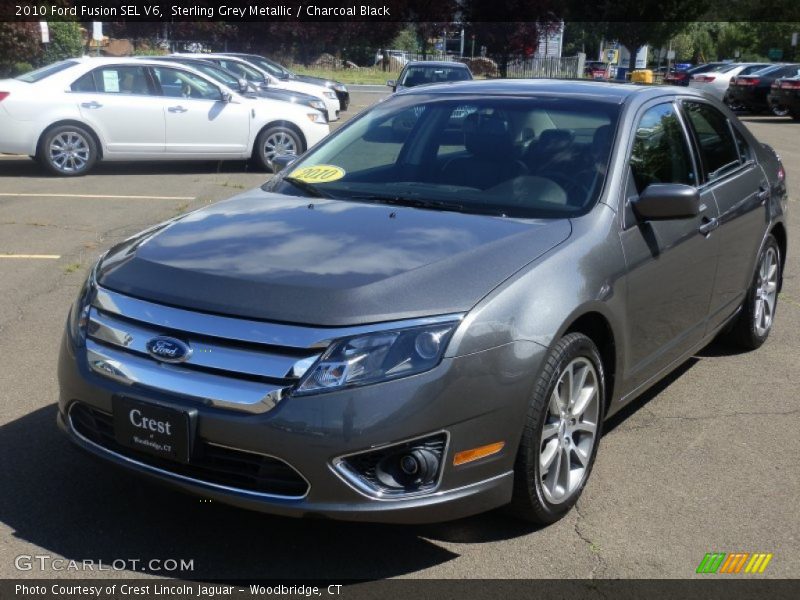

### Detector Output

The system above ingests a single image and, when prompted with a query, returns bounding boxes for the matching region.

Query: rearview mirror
[272,154,298,172]
[632,184,700,221]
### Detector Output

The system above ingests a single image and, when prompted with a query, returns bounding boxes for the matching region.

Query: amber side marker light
[453,442,505,466]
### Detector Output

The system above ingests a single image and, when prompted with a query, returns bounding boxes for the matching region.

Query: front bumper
[58,330,541,523]
[335,90,350,111]
[728,87,769,110]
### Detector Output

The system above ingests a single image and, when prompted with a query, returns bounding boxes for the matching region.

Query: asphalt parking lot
[0,89,798,580]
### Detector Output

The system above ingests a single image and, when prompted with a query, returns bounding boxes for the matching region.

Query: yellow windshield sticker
[289,165,345,183]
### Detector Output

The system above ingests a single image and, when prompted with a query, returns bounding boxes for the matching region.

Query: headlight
[310,100,326,111]
[294,321,459,395]
[67,260,99,346]
[306,111,327,124]
[333,83,347,92]
[323,91,337,100]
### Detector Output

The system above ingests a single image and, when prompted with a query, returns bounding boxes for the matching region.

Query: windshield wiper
[348,194,465,213]
[282,176,332,198]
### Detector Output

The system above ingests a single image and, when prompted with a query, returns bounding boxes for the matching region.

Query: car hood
[291,74,336,88]
[97,190,571,326]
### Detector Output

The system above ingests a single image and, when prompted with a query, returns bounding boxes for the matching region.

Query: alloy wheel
[754,246,778,337]
[263,131,298,163]
[49,131,91,174]
[539,357,600,505]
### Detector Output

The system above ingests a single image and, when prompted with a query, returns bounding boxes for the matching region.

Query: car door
[149,66,251,155]
[679,100,769,333]
[620,100,719,390]
[69,65,165,155]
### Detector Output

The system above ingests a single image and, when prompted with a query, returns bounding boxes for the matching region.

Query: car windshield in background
[400,66,471,87]
[16,60,78,83]
[268,95,619,219]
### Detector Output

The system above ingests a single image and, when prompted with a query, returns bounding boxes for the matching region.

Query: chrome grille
[86,286,324,413]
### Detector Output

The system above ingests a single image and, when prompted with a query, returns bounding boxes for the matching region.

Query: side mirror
[632,183,700,221]
[221,91,233,103]
[272,154,298,172]
[386,79,396,89]
[238,78,249,93]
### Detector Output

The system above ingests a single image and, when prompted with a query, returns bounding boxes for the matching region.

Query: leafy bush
[42,22,84,64]
[0,22,42,77]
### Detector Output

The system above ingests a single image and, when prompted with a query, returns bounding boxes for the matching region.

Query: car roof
[404,61,470,68]
[396,78,703,103]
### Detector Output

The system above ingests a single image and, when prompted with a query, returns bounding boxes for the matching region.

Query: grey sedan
[58,80,787,524]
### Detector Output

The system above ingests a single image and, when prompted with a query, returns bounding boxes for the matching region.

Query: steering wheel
[546,172,594,207]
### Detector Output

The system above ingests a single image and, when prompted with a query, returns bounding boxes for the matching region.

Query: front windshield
[266,95,620,219]
[176,62,239,87]
[214,59,265,83]
[246,56,291,78]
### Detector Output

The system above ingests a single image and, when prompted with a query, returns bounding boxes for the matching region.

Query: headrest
[463,113,514,159]
[537,129,574,151]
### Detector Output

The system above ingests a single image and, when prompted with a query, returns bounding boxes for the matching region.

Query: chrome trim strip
[67,404,309,500]
[330,430,451,501]
[88,308,316,381]
[94,286,464,350]
[85,340,285,414]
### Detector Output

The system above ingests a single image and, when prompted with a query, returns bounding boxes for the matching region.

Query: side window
[70,72,96,92]
[683,101,740,181]
[731,125,752,163]
[152,67,222,101]
[629,103,695,194]
[83,66,151,95]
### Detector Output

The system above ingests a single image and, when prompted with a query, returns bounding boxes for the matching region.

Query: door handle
[757,186,770,204]
[168,105,188,113]
[698,217,719,236]
[80,101,102,109]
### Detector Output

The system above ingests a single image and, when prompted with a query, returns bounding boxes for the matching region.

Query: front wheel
[727,235,781,350]
[39,125,98,176]
[253,126,304,172]
[508,333,605,525]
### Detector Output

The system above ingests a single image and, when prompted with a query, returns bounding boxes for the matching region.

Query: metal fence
[503,55,582,79]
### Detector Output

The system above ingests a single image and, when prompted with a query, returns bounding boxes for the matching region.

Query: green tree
[42,21,84,64]
[0,23,42,77]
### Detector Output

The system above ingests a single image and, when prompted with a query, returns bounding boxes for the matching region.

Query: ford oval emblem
[146,336,192,363]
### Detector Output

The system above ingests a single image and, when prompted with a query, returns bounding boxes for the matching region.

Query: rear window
[400,66,471,86]
[16,60,79,83]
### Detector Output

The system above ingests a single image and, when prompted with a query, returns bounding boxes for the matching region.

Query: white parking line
[0,193,194,200]
[0,254,61,259]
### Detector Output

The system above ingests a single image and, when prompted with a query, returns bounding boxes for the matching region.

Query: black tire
[790,111,800,122]
[252,125,304,172]
[726,235,781,350]
[38,124,98,177]
[770,104,790,117]
[508,332,605,525]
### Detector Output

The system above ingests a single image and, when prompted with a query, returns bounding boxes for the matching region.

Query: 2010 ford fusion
[58,80,788,524]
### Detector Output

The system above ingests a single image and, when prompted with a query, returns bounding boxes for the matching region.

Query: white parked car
[178,54,341,121]
[688,62,771,101]
[0,57,329,176]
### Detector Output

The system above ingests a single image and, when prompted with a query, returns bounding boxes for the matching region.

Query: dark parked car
[728,64,800,114]
[767,75,800,120]
[59,80,787,525]
[220,52,350,111]
[144,57,330,118]
[387,61,473,92]
[664,62,726,86]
